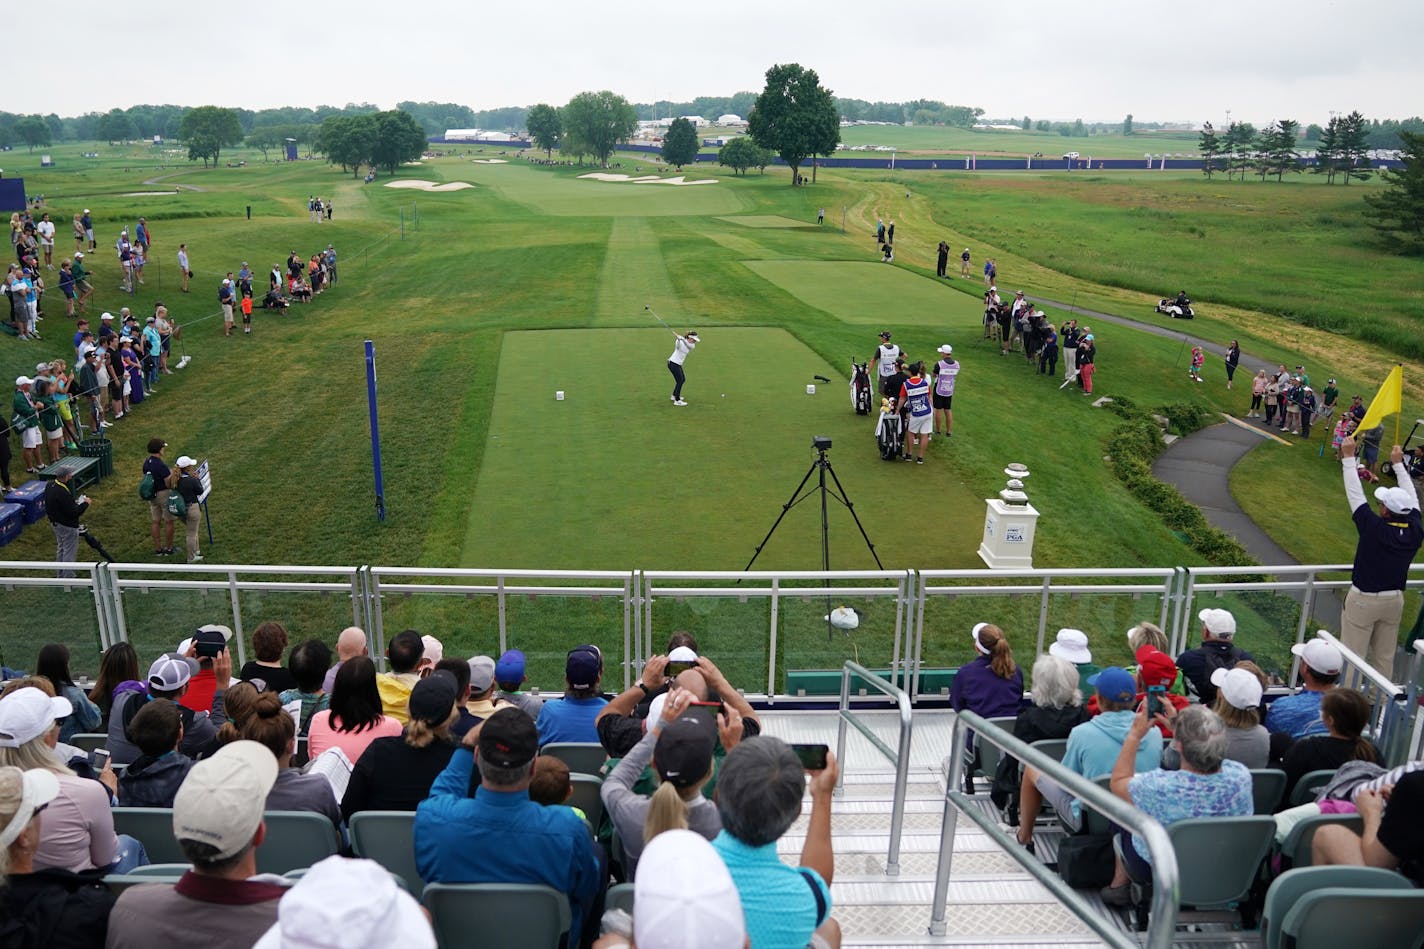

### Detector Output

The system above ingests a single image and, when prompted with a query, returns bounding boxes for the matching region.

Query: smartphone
[89,748,111,771]
[1146,685,1166,718]
[665,659,699,677]
[685,701,723,727]
[792,743,829,771]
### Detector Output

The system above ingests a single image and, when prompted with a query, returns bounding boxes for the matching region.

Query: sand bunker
[383,179,474,192]
[471,159,508,164]
[578,173,717,186]
[402,160,424,166]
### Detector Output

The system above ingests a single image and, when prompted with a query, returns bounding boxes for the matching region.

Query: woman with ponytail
[237,691,342,829]
[1280,687,1381,803]
[949,622,1025,720]
[213,680,260,747]
[602,686,723,877]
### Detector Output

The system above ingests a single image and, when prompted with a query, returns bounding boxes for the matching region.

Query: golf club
[644,304,678,336]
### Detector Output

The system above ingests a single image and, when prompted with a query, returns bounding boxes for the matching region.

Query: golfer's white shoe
[673,399,688,407]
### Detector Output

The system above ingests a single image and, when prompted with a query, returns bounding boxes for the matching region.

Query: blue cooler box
[0,503,21,547]
[3,481,46,524]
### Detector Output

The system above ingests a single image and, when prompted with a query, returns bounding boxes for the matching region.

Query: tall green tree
[748,63,840,186]
[1022,116,1031,130]
[1365,131,1424,254]
[561,91,637,167]
[246,127,284,161]
[97,109,131,145]
[716,136,770,176]
[1339,111,1372,184]
[179,106,242,168]
[1123,114,1134,136]
[370,110,428,174]
[525,104,562,158]
[1263,119,1301,181]
[1198,121,1221,179]
[1314,117,1342,183]
[315,114,377,176]
[13,116,50,151]
[661,117,699,168]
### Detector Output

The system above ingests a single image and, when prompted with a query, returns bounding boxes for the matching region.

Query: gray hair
[179,839,252,873]
[1174,705,1228,774]
[1031,655,1082,709]
[479,757,535,790]
[1127,622,1168,654]
[714,736,805,847]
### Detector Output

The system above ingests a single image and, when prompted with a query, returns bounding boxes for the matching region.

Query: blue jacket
[1264,689,1328,739]
[950,656,1025,720]
[535,695,607,745]
[414,749,601,940]
[1064,710,1163,781]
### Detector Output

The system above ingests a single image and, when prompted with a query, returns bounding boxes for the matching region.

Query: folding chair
[1251,768,1288,815]
[1261,865,1412,949]
[540,743,607,776]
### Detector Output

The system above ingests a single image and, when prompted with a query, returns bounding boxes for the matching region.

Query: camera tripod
[742,439,882,639]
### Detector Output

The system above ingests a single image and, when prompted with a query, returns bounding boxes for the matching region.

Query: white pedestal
[977,499,1040,569]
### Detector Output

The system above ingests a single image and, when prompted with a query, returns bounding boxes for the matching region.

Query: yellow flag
[1357,364,1403,432]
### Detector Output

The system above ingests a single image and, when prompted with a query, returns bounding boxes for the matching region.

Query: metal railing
[931,711,1179,948]
[833,660,913,876]
[367,568,636,687]
[915,568,1176,697]
[1309,629,1414,766]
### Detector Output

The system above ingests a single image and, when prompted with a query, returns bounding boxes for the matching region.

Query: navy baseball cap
[565,645,602,690]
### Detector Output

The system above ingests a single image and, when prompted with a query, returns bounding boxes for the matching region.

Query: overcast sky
[21,0,1422,126]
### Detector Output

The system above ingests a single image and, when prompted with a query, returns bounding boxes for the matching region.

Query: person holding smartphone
[602,685,730,876]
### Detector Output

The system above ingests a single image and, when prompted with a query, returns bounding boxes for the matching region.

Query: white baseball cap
[632,830,746,949]
[1292,637,1343,676]
[14,376,31,387]
[418,635,444,669]
[1198,608,1237,638]
[668,646,699,663]
[176,455,197,468]
[1374,486,1417,514]
[148,654,199,691]
[938,344,953,355]
[1210,667,1263,710]
[253,855,434,949]
[173,740,279,859]
[467,655,496,693]
[0,768,61,849]
[1049,628,1092,664]
[0,688,74,748]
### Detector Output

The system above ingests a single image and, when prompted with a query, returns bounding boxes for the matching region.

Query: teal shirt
[712,831,830,949]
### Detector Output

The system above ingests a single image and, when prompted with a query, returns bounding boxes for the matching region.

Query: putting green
[717,215,821,229]
[463,327,985,571]
[744,260,984,327]
[468,162,745,217]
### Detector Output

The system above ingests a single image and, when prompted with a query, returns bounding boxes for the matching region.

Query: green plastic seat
[973,715,1019,784]
[1279,813,1364,869]
[1252,768,1288,814]
[102,873,184,895]
[422,882,571,949]
[124,862,192,877]
[1170,815,1276,908]
[569,773,605,831]
[1281,886,1424,949]
[1261,866,1412,949]
[254,811,342,875]
[607,881,635,915]
[540,742,608,776]
[69,733,108,753]
[111,807,186,865]
[349,810,423,895]
[1288,769,1336,807]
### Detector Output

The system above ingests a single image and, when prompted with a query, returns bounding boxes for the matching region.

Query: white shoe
[99,420,113,428]
[191,554,203,562]
[673,399,688,406]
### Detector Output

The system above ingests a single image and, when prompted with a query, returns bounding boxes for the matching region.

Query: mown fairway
[0,142,1415,682]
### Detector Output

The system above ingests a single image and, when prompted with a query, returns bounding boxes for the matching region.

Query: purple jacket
[950,656,1025,719]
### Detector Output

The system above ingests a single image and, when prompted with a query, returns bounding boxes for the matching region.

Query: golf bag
[875,405,904,461]
[1155,298,1194,319]
[851,361,873,415]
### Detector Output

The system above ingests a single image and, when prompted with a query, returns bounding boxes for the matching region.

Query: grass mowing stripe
[743,260,984,326]
[594,217,678,326]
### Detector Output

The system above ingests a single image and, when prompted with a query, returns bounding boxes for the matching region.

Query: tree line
[1197,113,1372,184]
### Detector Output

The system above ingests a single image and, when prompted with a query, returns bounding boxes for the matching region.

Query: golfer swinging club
[667,329,699,406]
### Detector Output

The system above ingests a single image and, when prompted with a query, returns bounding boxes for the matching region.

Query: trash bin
[79,437,114,480]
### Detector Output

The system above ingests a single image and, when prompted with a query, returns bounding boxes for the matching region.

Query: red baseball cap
[1134,645,1177,689]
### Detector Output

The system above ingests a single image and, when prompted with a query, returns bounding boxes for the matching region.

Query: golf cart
[1155,292,1195,319]
[1402,419,1424,481]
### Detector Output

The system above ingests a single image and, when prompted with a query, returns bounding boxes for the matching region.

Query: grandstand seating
[422,882,571,949]
[539,742,607,776]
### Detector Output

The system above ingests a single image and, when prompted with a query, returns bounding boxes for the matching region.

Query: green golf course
[1,142,1417,680]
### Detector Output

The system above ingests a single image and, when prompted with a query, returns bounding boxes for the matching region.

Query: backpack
[167,491,187,519]
[1188,644,1242,700]
[138,471,156,501]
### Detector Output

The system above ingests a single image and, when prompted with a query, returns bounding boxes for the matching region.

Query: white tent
[718,114,746,126]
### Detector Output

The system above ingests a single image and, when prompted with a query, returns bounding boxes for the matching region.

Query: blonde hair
[404,707,457,749]
[1127,622,1168,654]
[0,767,26,877]
[642,764,713,847]
[0,680,69,777]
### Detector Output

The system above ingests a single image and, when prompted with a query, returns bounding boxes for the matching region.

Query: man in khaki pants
[1339,437,1422,680]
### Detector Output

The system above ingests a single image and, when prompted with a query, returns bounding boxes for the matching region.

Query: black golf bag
[850,361,873,415]
[875,406,904,461]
